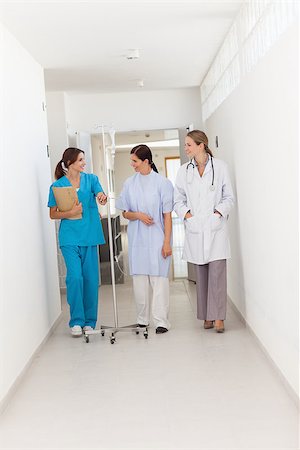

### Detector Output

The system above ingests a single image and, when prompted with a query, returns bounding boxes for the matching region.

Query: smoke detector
[126,49,140,60]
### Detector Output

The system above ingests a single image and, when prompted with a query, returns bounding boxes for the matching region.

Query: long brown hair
[187,130,213,157]
[130,144,159,173]
[54,147,85,180]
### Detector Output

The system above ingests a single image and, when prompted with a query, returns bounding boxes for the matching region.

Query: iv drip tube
[101,126,119,329]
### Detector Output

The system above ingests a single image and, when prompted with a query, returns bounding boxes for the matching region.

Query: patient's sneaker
[71,325,82,337]
[83,326,93,332]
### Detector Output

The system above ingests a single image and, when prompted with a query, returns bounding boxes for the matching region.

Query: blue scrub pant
[61,245,99,328]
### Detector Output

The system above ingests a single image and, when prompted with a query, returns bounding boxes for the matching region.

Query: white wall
[205,23,299,395]
[45,91,68,180]
[64,88,202,133]
[0,23,61,404]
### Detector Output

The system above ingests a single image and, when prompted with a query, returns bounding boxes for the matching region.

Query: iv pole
[83,125,148,344]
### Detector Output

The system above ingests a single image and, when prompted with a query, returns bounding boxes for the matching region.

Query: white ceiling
[0,0,243,93]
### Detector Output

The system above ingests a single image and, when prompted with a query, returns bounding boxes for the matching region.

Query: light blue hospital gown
[116,171,174,277]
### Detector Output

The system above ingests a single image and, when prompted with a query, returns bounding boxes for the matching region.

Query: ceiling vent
[126,49,140,60]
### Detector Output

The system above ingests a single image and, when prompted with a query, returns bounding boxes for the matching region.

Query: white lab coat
[174,156,234,265]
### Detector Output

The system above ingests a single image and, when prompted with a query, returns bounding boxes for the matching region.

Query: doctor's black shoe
[155,327,168,334]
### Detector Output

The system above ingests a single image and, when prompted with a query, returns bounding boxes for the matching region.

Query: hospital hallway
[0,1,299,449]
[0,276,298,449]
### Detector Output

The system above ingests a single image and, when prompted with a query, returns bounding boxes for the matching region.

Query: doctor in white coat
[174,130,234,333]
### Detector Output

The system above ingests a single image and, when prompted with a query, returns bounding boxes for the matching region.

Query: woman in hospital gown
[116,144,174,333]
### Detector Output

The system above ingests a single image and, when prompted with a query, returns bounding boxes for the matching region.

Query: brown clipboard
[52,186,82,220]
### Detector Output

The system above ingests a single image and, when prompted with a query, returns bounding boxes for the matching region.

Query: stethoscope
[186,155,215,190]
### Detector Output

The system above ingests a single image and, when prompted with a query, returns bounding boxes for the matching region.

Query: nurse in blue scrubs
[48,147,107,337]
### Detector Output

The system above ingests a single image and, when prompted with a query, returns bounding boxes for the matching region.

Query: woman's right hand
[69,202,83,217]
[138,212,154,225]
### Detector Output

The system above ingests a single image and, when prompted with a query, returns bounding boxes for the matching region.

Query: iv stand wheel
[143,330,148,339]
[101,330,105,336]
[84,334,90,343]
[110,332,115,344]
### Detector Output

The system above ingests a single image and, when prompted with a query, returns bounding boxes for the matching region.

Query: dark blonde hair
[187,130,213,157]
[130,144,158,173]
[54,147,85,180]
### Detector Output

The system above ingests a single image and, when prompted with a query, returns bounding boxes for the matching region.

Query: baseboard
[228,296,299,409]
[0,312,63,415]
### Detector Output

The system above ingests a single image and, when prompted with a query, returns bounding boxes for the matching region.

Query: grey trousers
[195,259,227,321]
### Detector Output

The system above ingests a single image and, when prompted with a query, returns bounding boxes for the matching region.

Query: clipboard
[52,186,82,220]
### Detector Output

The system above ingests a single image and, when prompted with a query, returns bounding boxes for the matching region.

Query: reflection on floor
[172,216,188,279]
[0,275,298,449]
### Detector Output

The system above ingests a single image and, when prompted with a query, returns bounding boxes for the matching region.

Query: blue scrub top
[48,173,105,247]
[116,171,174,277]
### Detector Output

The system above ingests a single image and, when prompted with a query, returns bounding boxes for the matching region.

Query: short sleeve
[161,179,174,213]
[91,174,104,195]
[116,179,130,211]
[47,185,57,208]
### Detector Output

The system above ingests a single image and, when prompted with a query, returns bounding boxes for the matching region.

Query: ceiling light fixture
[116,139,180,149]
[126,49,140,60]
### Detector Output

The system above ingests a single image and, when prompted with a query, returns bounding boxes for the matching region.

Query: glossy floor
[0,279,298,449]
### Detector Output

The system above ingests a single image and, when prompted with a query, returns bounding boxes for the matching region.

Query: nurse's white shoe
[83,326,93,332]
[71,325,82,337]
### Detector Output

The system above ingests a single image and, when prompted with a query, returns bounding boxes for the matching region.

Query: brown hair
[187,130,213,157]
[54,147,85,180]
[130,144,158,173]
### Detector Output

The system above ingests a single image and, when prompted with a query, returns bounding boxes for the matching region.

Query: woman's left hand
[162,243,172,259]
[97,193,107,205]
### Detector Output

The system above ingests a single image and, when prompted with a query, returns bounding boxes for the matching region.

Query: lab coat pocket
[185,216,200,234]
[211,213,223,232]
